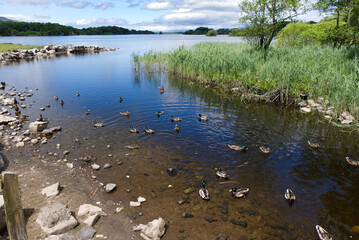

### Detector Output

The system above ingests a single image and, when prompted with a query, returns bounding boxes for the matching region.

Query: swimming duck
[119,97,123,103]
[199,181,209,200]
[284,188,296,202]
[229,187,249,198]
[144,127,155,134]
[174,125,180,132]
[60,100,64,106]
[171,116,181,122]
[346,157,359,166]
[316,225,333,240]
[85,109,90,115]
[156,111,163,117]
[125,144,139,149]
[215,168,228,179]
[54,96,59,101]
[92,121,104,127]
[160,89,164,94]
[158,86,164,90]
[13,104,19,112]
[129,125,139,133]
[308,141,319,148]
[228,145,248,151]
[120,111,130,116]
[76,93,80,97]
[198,114,209,121]
[260,146,270,154]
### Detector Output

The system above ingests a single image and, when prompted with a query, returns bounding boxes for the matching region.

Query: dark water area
[1,35,359,239]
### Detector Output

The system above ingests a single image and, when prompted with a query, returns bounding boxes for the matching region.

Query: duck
[60,100,64,106]
[316,225,333,240]
[308,141,319,148]
[76,93,80,97]
[199,181,209,200]
[92,121,104,127]
[156,111,163,117]
[16,114,28,120]
[229,187,249,198]
[228,145,248,151]
[85,109,90,115]
[346,157,359,166]
[174,125,180,132]
[144,127,155,134]
[198,114,209,121]
[120,111,130,116]
[284,188,296,203]
[37,114,48,122]
[125,144,139,149]
[158,86,164,90]
[260,146,270,154]
[13,104,19,112]
[13,98,18,105]
[1,82,5,87]
[119,97,123,103]
[215,168,228,179]
[160,89,164,94]
[171,116,181,122]
[129,125,139,133]
[54,96,59,101]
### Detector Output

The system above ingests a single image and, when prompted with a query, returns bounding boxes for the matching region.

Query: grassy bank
[0,43,39,52]
[133,43,359,118]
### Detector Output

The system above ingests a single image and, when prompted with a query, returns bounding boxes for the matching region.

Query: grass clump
[0,43,39,52]
[133,42,359,118]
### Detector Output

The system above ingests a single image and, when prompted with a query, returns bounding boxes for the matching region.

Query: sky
[0,0,324,32]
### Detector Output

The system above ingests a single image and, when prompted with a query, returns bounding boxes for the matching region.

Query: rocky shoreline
[0,45,115,65]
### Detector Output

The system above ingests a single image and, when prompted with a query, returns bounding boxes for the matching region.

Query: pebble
[108,154,113,157]
[15,142,24,147]
[230,218,248,228]
[126,175,130,178]
[105,183,116,193]
[103,163,111,169]
[46,104,50,107]
[178,200,186,205]
[182,212,194,218]
[66,163,74,169]
[106,145,110,148]
[56,144,61,149]
[31,139,39,144]
[63,150,70,156]
[130,201,141,207]
[138,212,143,216]
[117,161,123,165]
[115,207,124,213]
[137,196,146,203]
[40,108,45,111]
[168,185,174,188]
[91,164,100,170]
[41,139,47,144]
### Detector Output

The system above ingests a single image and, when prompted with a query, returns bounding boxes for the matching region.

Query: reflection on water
[1,35,358,239]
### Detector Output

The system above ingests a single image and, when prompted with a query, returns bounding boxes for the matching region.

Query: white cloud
[142,1,174,10]
[34,15,52,19]
[0,14,37,22]
[75,17,128,27]
[5,0,49,5]
[54,0,90,9]
[95,1,115,9]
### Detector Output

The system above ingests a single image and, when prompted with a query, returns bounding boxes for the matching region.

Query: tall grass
[133,43,359,118]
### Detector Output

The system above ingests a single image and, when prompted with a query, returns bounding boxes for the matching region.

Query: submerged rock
[44,234,77,240]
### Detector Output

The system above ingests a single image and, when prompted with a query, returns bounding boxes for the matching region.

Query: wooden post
[1,171,28,240]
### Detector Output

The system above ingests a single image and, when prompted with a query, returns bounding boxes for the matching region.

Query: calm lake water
[1,35,359,239]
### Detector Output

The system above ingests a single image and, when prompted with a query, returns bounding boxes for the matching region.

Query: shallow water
[1,35,359,239]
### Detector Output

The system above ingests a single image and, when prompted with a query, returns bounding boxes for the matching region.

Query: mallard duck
[37,114,48,122]
[92,121,104,127]
[16,114,28,120]
[129,125,139,133]
[228,145,248,151]
[308,141,319,148]
[60,100,64,106]
[13,104,19,112]
[156,111,163,117]
[260,146,270,154]
[215,168,228,179]
[120,111,130,116]
[284,188,296,202]
[13,98,18,105]
[229,187,249,198]
[76,93,80,97]
[144,127,155,134]
[158,86,164,90]
[119,97,123,103]
[346,157,359,166]
[198,114,209,121]
[174,125,180,132]
[125,144,139,149]
[54,96,59,100]
[171,116,181,122]
[85,109,90,115]
[160,89,164,94]
[316,225,333,240]
[199,181,209,200]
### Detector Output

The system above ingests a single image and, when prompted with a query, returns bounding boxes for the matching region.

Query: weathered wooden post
[1,171,28,240]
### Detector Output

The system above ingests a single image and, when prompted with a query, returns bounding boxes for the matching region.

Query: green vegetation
[0,43,39,52]
[133,42,359,118]
[184,27,230,35]
[0,21,154,36]
[206,30,218,37]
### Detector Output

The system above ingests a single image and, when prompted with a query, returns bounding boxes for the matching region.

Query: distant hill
[0,17,15,23]
[0,21,154,36]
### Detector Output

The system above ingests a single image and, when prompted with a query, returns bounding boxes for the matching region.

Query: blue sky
[0,0,324,31]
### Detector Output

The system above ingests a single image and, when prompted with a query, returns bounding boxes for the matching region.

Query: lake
[1,34,358,239]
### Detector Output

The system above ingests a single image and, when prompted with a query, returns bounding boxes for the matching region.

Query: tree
[206,30,218,36]
[238,0,310,50]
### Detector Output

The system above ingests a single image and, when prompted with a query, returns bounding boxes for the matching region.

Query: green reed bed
[133,43,359,118]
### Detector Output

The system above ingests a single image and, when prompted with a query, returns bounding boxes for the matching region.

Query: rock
[316,97,324,104]
[103,163,111,169]
[300,107,311,113]
[167,167,177,177]
[213,236,228,240]
[341,119,353,124]
[40,108,45,111]
[269,224,289,231]
[44,234,77,240]
[298,101,307,107]
[50,126,62,132]
[91,164,100,170]
[138,196,146,203]
[130,201,141,207]
[324,115,332,120]
[352,226,359,234]
[63,150,70,156]
[29,121,48,132]
[205,217,217,223]
[78,204,106,217]
[133,217,166,240]
[16,142,25,147]
[42,129,53,136]
[105,183,116,193]
[177,200,186,205]
[31,139,39,144]
[307,99,315,106]
[341,111,351,119]
[23,130,30,135]
[77,226,96,239]
[41,182,60,197]
[41,138,47,144]
[83,214,100,227]
[66,163,73,169]
[0,115,16,124]
[36,204,78,235]
[182,213,194,218]
[230,218,247,228]
[23,137,31,142]
[0,195,6,232]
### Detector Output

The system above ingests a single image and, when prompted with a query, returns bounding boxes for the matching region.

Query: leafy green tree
[206,30,218,36]
[238,0,310,50]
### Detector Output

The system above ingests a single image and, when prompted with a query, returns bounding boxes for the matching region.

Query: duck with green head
[228,145,248,151]
[144,126,155,134]
[199,181,209,200]
[92,121,104,127]
[129,125,139,133]
[215,167,228,179]
[229,187,249,198]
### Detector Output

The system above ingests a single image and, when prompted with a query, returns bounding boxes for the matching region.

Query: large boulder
[29,121,48,132]
[0,115,16,124]
[133,217,166,240]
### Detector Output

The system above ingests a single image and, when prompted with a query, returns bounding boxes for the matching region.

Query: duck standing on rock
[316,225,333,240]
[37,114,48,122]
[92,121,104,127]
[229,187,249,198]
[199,181,210,200]
[198,114,209,121]
[129,125,139,133]
[284,189,296,203]
[308,141,319,148]
[228,145,248,151]
[346,157,359,166]
[215,168,228,179]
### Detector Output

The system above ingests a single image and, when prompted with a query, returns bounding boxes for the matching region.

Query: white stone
[105,183,116,193]
[83,214,100,226]
[31,139,39,144]
[78,204,106,217]
[66,163,73,169]
[138,196,146,203]
[43,234,77,240]
[130,201,141,207]
[23,137,31,142]
[29,121,48,132]
[300,107,311,113]
[15,142,24,147]
[91,164,100,170]
[41,182,60,197]
[133,217,166,240]
[0,115,16,124]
